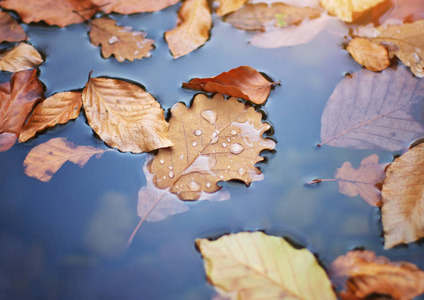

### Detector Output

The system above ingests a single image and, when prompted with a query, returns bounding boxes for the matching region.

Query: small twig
[305,178,337,185]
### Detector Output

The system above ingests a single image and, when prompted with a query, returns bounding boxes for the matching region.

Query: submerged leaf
[0,43,43,72]
[347,37,389,72]
[216,0,247,16]
[89,17,154,62]
[0,11,26,42]
[197,232,337,299]
[320,0,386,22]
[93,0,180,14]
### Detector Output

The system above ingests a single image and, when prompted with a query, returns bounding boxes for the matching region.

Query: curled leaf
[320,0,386,22]
[347,37,389,72]
[93,0,180,14]
[216,0,247,16]
[0,43,43,72]
[0,11,26,42]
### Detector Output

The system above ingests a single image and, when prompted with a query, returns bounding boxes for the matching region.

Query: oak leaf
[319,66,424,151]
[0,11,26,42]
[82,77,173,153]
[93,0,180,14]
[89,17,154,62]
[320,0,386,22]
[347,37,389,72]
[182,66,276,104]
[216,0,247,16]
[196,232,337,299]
[19,92,82,143]
[0,69,44,152]
[165,0,211,59]
[0,43,43,72]
[381,143,424,248]
[23,137,106,182]
[329,250,424,299]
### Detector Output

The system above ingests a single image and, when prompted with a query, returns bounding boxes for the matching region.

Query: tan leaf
[347,38,389,72]
[320,0,386,22]
[382,143,424,248]
[183,66,276,104]
[149,93,275,200]
[0,43,43,72]
[225,2,322,31]
[23,137,106,182]
[0,11,26,42]
[93,0,180,14]
[216,0,247,16]
[89,17,154,62]
[82,77,173,153]
[196,232,337,300]
[329,250,424,299]
[19,92,82,143]
[165,0,211,59]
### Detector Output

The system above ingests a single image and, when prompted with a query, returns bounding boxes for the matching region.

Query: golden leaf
[347,37,389,72]
[93,0,180,14]
[216,0,247,16]
[320,0,386,22]
[196,232,337,300]
[0,43,43,73]
[0,11,26,42]
[82,77,173,153]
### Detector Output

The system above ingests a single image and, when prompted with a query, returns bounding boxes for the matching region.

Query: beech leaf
[183,66,276,104]
[329,250,424,299]
[381,143,424,248]
[165,0,211,59]
[89,17,154,62]
[0,11,26,42]
[216,0,247,17]
[196,232,337,300]
[0,43,44,73]
[319,66,424,151]
[93,0,180,14]
[347,37,389,72]
[320,0,386,22]
[19,92,82,143]
[23,137,106,182]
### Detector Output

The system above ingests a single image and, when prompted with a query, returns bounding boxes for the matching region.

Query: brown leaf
[89,17,154,62]
[19,92,82,143]
[0,43,43,72]
[319,65,424,151]
[0,11,26,42]
[165,0,211,59]
[93,0,180,14]
[0,0,99,27]
[347,38,389,72]
[225,2,322,31]
[216,0,247,16]
[23,137,106,182]
[329,250,424,300]
[0,69,44,152]
[82,77,173,153]
[320,0,386,22]
[149,93,275,201]
[183,66,276,104]
[378,0,424,25]
[381,143,424,248]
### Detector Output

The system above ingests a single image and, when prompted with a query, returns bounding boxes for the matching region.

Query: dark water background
[0,4,423,299]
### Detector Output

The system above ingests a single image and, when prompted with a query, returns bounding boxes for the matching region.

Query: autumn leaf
[319,65,424,151]
[82,76,173,153]
[89,17,154,62]
[381,143,424,249]
[182,66,276,104]
[347,37,389,72]
[378,0,424,24]
[19,92,82,143]
[320,0,386,22]
[329,250,424,299]
[0,43,43,72]
[0,69,44,152]
[23,137,106,182]
[0,11,26,42]
[93,0,180,14]
[165,0,211,59]
[196,232,337,299]
[216,0,247,17]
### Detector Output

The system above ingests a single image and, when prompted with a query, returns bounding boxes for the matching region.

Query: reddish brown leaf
[378,0,424,24]
[0,11,26,42]
[183,66,276,104]
[93,0,180,14]
[216,0,247,16]
[0,132,17,152]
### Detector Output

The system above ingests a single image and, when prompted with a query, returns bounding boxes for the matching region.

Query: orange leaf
[183,66,276,104]
[0,11,26,42]
[347,37,389,72]
[93,0,180,14]
[320,0,386,22]
[0,43,44,72]
[216,0,247,16]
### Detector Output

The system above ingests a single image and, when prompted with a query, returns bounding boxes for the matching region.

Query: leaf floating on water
[89,17,154,62]
[382,143,424,249]
[183,66,276,104]
[19,92,82,142]
[216,0,247,16]
[82,76,173,153]
[378,0,424,24]
[320,0,386,22]
[0,11,26,42]
[347,37,389,72]
[23,137,107,182]
[0,43,43,73]
[320,66,424,151]
[93,0,180,14]
[196,232,337,300]
[329,250,424,299]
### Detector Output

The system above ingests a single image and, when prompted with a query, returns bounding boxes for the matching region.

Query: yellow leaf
[347,37,390,72]
[0,43,43,72]
[320,0,386,22]
[216,0,247,16]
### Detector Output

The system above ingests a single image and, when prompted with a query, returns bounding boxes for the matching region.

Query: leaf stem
[304,178,336,185]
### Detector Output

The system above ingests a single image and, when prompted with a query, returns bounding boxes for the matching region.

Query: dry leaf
[0,11,26,42]
[196,232,337,299]
[182,66,276,104]
[0,69,43,152]
[0,0,99,27]
[347,37,389,72]
[378,0,424,25]
[23,137,106,182]
[93,0,180,14]
[320,0,386,22]
[329,250,424,299]
[82,77,173,153]
[0,43,43,72]
[319,65,424,151]
[216,0,247,16]
[149,93,275,201]
[19,92,82,143]
[381,143,424,248]
[89,17,154,62]
[165,0,211,58]
[225,2,322,31]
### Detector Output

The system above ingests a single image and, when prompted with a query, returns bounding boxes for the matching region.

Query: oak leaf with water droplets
[0,43,43,73]
[93,0,180,14]
[320,0,386,22]
[347,37,389,72]
[0,11,26,42]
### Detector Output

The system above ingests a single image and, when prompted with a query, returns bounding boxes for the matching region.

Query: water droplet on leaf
[201,110,217,124]
[229,143,244,155]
